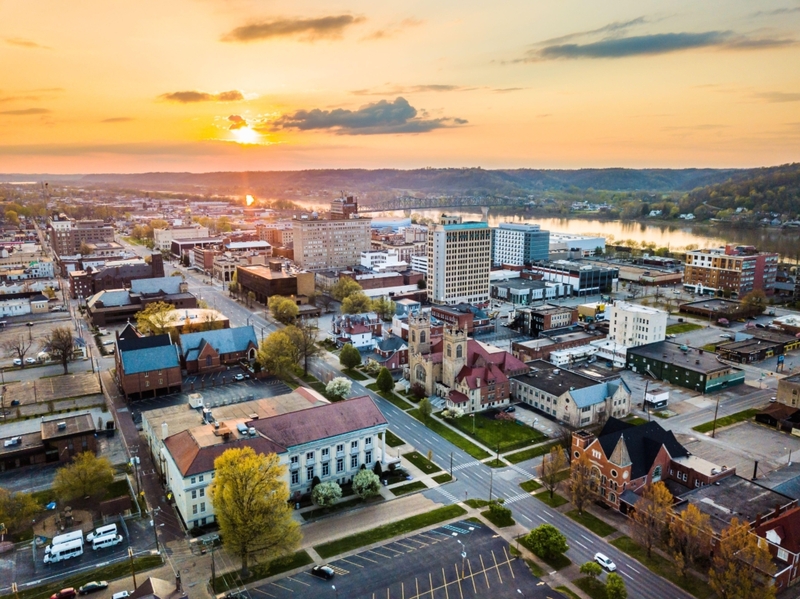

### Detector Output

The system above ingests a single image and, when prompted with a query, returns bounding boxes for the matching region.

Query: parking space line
[368,548,395,559]
[480,554,491,589]
[401,581,405,599]
[269,581,294,592]
[328,565,350,574]
[380,544,405,555]
[492,550,502,584]
[250,587,275,598]
[455,564,463,599]
[429,572,434,598]
[502,546,515,579]
[406,537,428,548]
[467,559,477,594]
[285,576,309,587]
[442,567,450,599]
[348,553,377,564]
[393,540,417,552]
[418,533,441,543]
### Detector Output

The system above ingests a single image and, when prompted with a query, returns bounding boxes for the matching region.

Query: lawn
[565,509,616,537]
[624,416,648,426]
[611,535,714,599]
[432,473,452,484]
[534,490,569,508]
[481,507,515,528]
[555,586,581,599]
[484,458,507,468]
[407,409,492,460]
[390,481,428,496]
[574,577,608,599]
[212,550,314,591]
[403,451,442,474]
[702,343,718,352]
[344,368,369,381]
[692,408,759,433]
[464,499,490,509]
[448,412,547,453]
[384,430,406,447]
[666,322,704,335]
[366,383,413,410]
[314,504,467,559]
[519,479,542,492]
[506,441,562,464]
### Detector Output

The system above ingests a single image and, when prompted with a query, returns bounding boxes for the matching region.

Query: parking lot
[252,522,563,599]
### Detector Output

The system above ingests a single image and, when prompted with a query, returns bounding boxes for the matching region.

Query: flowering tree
[311,481,342,508]
[326,377,352,400]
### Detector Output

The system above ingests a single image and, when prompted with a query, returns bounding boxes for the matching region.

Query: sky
[1,0,799,173]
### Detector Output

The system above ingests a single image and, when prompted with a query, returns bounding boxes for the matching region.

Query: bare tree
[568,453,595,515]
[2,335,32,368]
[538,446,568,499]
[285,319,322,376]
[41,326,75,375]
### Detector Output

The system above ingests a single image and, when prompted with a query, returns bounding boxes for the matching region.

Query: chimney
[162,422,168,439]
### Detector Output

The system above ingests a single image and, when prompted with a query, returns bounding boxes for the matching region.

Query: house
[755,403,800,433]
[161,395,387,529]
[115,324,183,400]
[572,417,735,514]
[331,313,382,350]
[755,506,800,590]
[179,326,258,374]
[365,335,408,371]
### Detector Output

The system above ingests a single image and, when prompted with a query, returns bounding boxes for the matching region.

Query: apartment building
[684,245,779,297]
[514,304,578,337]
[292,217,371,270]
[492,223,550,267]
[236,260,314,304]
[154,225,209,251]
[608,301,667,347]
[427,216,491,306]
[47,214,115,256]
[524,261,618,296]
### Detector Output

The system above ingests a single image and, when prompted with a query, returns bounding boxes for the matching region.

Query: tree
[315,288,335,314]
[579,561,603,579]
[538,446,568,499]
[79,242,93,255]
[331,278,362,302]
[376,367,394,394]
[371,296,396,321]
[3,335,32,368]
[339,343,362,370]
[40,326,75,375]
[418,397,433,420]
[209,447,300,577]
[742,289,767,312]
[352,468,381,500]
[135,301,175,336]
[268,295,299,325]
[630,481,673,558]
[52,452,114,500]
[149,219,168,230]
[311,481,342,508]
[341,292,373,315]
[605,573,628,599]
[373,460,383,476]
[525,524,568,559]
[709,517,776,599]
[568,453,594,515]
[246,290,256,309]
[0,488,41,532]
[411,383,426,400]
[285,320,321,376]
[325,377,351,400]
[258,331,299,380]
[669,503,712,578]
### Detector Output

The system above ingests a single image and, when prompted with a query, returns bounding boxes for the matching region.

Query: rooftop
[130,276,184,296]
[41,413,95,440]
[628,341,733,374]
[513,360,597,395]
[121,343,181,375]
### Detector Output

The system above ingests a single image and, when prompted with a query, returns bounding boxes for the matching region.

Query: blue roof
[121,344,180,375]
[179,326,258,357]
[569,380,628,409]
[87,289,131,308]
[130,276,183,295]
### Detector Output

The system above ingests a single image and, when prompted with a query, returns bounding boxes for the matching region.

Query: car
[25,357,37,364]
[111,592,131,599]
[310,565,335,580]
[666,334,676,339]
[594,552,617,571]
[503,406,516,413]
[12,358,22,366]
[78,582,109,595]
[770,397,777,403]
[234,373,245,381]
[51,589,77,599]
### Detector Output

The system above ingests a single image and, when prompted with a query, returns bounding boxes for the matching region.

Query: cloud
[752,6,800,16]
[228,115,247,130]
[158,90,245,103]
[522,31,795,61]
[492,87,525,93]
[351,84,474,96]
[271,97,467,135]
[221,15,364,43]
[755,91,800,102]
[534,17,648,47]
[362,17,423,41]
[4,37,51,50]
[101,117,135,123]
[662,124,728,131]
[0,108,51,115]
[0,95,42,104]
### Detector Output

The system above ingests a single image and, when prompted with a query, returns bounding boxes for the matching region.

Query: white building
[548,233,606,257]
[608,301,667,347]
[153,226,209,251]
[492,223,549,266]
[428,217,491,305]
[410,255,428,275]
[360,250,408,272]
[0,298,32,317]
[162,396,387,529]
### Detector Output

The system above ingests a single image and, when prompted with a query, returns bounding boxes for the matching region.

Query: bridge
[357,195,525,214]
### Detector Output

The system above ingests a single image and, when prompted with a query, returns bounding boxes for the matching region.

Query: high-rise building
[292,199,371,270]
[684,245,779,297]
[329,196,359,220]
[427,216,491,305]
[47,214,115,256]
[608,301,667,347]
[492,223,550,266]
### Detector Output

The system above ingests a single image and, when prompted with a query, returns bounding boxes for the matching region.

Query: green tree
[538,446,568,499]
[311,481,342,508]
[40,326,75,375]
[135,301,175,336]
[53,452,114,500]
[209,447,300,577]
[418,397,433,419]
[269,295,299,325]
[258,331,299,380]
[339,343,362,370]
[325,377,351,400]
[741,289,767,311]
[285,320,321,376]
[525,523,568,559]
[371,296,396,321]
[375,367,394,394]
[352,469,381,500]
[630,481,673,558]
[341,292,373,314]
[709,517,776,599]
[579,561,603,579]
[606,573,628,599]
[0,488,41,532]
[331,278,362,301]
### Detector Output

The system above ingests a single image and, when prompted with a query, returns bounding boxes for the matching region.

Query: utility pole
[151,507,161,553]
[489,469,494,503]
[643,379,650,422]
[450,452,453,479]
[711,394,722,439]
[128,547,137,590]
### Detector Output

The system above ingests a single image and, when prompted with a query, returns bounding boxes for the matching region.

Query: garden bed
[402,451,442,474]
[390,481,428,496]
[407,409,491,460]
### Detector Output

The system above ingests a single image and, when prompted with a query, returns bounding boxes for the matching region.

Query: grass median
[314,504,468,559]
[666,322,703,335]
[212,550,313,592]
[390,481,428,496]
[446,412,547,453]
[407,409,491,460]
[565,509,616,537]
[506,441,562,464]
[403,451,442,474]
[384,430,406,447]
[692,408,759,433]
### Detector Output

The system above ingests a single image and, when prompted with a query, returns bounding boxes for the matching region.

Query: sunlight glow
[231,126,260,144]
[245,194,255,206]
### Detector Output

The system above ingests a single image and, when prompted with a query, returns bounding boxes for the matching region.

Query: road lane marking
[573,540,588,550]
[621,571,634,580]
[581,535,593,543]
[519,514,533,523]
[627,565,640,574]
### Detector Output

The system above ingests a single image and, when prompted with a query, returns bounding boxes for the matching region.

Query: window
[199,488,205,497]
[290,455,299,465]
[200,502,205,512]
[574,451,580,459]
[652,465,662,483]
[351,455,358,469]
[351,440,358,449]
[610,469,618,478]
[206,355,212,367]
[322,448,329,458]
[322,463,329,477]
[199,475,204,482]
[192,505,198,515]
[191,490,197,499]
[337,458,344,473]
[365,451,372,464]
[456,345,463,358]
[291,471,299,484]
[306,451,315,461]
[336,443,344,453]
[307,467,314,481]
[778,548,789,561]
[365,437,372,446]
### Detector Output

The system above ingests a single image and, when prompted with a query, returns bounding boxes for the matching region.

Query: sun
[231,126,260,144]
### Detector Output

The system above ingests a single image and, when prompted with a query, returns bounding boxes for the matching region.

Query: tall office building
[684,245,779,297]
[47,214,115,256]
[292,198,371,270]
[427,216,491,305]
[608,301,667,347]
[492,223,550,266]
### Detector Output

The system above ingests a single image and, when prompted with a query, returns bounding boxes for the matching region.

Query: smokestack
[752,460,759,480]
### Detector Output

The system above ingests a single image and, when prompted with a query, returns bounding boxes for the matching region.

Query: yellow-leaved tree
[209,447,301,577]
[709,517,776,599]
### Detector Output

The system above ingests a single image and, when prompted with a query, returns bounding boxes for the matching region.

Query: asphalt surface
[255,523,565,599]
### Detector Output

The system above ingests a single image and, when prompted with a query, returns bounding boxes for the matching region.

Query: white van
[92,533,123,550]
[86,523,117,542]
[46,530,84,553]
[44,539,84,563]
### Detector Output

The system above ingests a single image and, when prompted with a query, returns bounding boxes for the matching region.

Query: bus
[46,530,84,554]
[43,539,83,564]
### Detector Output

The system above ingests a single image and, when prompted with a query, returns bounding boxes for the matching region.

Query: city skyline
[1,0,799,173]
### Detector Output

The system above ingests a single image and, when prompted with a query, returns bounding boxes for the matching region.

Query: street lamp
[457,539,467,579]
[331,585,338,599]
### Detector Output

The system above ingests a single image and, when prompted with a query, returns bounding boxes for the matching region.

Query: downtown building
[47,214,115,257]
[292,198,371,270]
[492,223,550,267]
[683,245,779,297]
[427,215,492,306]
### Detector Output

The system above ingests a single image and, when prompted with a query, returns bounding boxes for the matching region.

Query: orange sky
[1,0,799,173]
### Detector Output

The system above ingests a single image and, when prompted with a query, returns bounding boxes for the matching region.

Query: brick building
[115,325,183,400]
[68,254,165,299]
[179,326,259,374]
[0,414,99,472]
[236,261,314,304]
[684,245,779,297]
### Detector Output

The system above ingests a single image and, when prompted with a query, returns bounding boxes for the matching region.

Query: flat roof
[238,265,294,279]
[0,431,44,455]
[681,298,743,310]
[515,338,556,350]
[718,339,783,353]
[513,360,597,395]
[492,278,548,291]
[628,341,732,374]
[41,413,95,440]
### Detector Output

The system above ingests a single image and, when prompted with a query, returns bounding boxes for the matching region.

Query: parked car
[78,582,109,595]
[25,357,37,364]
[594,552,617,571]
[502,406,516,413]
[51,589,77,599]
[310,565,335,580]
[112,592,131,599]
[12,359,22,366]
[234,373,245,381]
[771,397,777,403]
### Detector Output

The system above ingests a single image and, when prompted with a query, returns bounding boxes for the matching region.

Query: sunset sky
[1,0,799,173]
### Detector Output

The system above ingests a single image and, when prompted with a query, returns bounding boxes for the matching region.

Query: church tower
[408,311,432,356]
[442,326,468,389]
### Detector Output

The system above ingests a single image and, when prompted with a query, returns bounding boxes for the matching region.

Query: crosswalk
[503,492,533,505]
[508,464,533,478]
[452,460,482,472]
[432,486,460,504]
